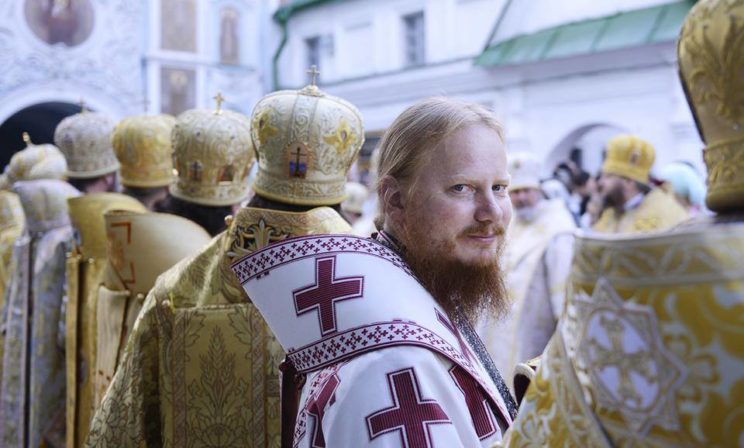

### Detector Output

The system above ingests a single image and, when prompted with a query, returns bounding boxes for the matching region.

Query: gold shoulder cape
[65,193,146,447]
[593,188,688,234]
[93,210,211,412]
[86,206,351,447]
[503,222,744,447]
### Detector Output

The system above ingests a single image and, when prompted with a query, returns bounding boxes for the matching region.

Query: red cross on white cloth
[366,367,451,448]
[304,374,340,448]
[450,366,498,440]
[293,256,364,336]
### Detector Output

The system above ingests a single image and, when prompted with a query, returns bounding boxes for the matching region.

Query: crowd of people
[0,0,742,446]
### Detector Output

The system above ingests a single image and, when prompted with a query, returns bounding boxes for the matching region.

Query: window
[403,11,425,67]
[306,36,321,72]
[305,34,334,82]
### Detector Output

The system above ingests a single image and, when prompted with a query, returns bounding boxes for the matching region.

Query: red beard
[399,219,508,325]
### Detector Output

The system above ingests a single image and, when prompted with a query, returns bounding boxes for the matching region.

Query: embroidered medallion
[574,278,686,435]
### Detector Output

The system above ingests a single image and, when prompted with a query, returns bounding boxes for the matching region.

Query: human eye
[492,184,508,194]
[450,184,474,194]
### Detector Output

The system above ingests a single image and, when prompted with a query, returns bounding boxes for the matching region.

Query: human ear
[380,175,405,226]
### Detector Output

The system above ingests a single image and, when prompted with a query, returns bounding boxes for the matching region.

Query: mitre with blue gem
[170,94,255,206]
[250,72,365,206]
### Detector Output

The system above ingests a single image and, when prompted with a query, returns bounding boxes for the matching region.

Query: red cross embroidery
[450,366,497,440]
[366,368,451,448]
[293,256,364,336]
[436,309,474,363]
[304,373,340,448]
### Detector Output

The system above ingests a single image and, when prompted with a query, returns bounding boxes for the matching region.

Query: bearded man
[232,97,517,447]
[593,135,687,234]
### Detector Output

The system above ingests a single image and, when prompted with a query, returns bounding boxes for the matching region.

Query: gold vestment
[503,224,744,447]
[0,179,79,448]
[65,193,146,447]
[87,206,351,447]
[93,210,211,408]
[593,188,688,234]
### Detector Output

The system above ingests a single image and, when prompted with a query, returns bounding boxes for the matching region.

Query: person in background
[111,113,177,210]
[657,161,707,217]
[54,105,120,194]
[153,97,254,236]
[341,181,368,225]
[593,135,688,234]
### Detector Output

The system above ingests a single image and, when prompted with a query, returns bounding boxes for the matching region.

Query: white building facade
[274,0,704,177]
[0,0,270,167]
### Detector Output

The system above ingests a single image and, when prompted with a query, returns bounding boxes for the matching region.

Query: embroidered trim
[231,234,414,283]
[286,319,510,424]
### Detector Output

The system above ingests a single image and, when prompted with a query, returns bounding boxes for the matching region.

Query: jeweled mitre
[170,108,255,206]
[112,114,177,188]
[54,111,119,179]
[250,84,365,206]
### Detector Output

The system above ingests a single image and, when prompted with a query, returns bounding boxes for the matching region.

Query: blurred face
[509,187,542,222]
[386,124,512,321]
[598,173,627,210]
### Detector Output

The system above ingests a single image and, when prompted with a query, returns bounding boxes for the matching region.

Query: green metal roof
[476,0,694,67]
[274,0,346,22]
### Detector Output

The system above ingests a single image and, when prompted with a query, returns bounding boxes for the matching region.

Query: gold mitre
[104,209,211,297]
[111,114,177,188]
[251,82,365,206]
[13,179,80,233]
[679,0,744,213]
[0,133,67,189]
[54,110,120,179]
[68,193,147,260]
[601,134,655,184]
[0,191,24,230]
[170,96,255,206]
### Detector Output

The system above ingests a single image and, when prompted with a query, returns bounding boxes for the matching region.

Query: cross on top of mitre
[213,92,225,115]
[307,65,320,86]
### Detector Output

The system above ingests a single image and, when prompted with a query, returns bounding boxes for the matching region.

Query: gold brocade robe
[501,221,744,447]
[593,187,688,234]
[0,191,24,299]
[0,191,25,382]
[65,194,146,448]
[86,206,352,448]
[92,210,211,410]
[0,179,80,448]
[479,199,576,388]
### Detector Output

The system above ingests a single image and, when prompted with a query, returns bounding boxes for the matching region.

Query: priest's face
[395,124,512,320]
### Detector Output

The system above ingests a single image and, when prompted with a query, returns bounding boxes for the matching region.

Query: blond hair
[375,97,504,228]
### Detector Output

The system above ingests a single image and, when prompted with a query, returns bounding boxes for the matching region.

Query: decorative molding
[0,0,146,114]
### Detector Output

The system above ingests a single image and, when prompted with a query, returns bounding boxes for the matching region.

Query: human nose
[474,190,504,223]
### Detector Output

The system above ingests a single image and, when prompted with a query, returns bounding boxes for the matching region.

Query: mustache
[462,223,506,236]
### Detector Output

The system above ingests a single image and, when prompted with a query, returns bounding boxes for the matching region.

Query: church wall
[0,0,148,123]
